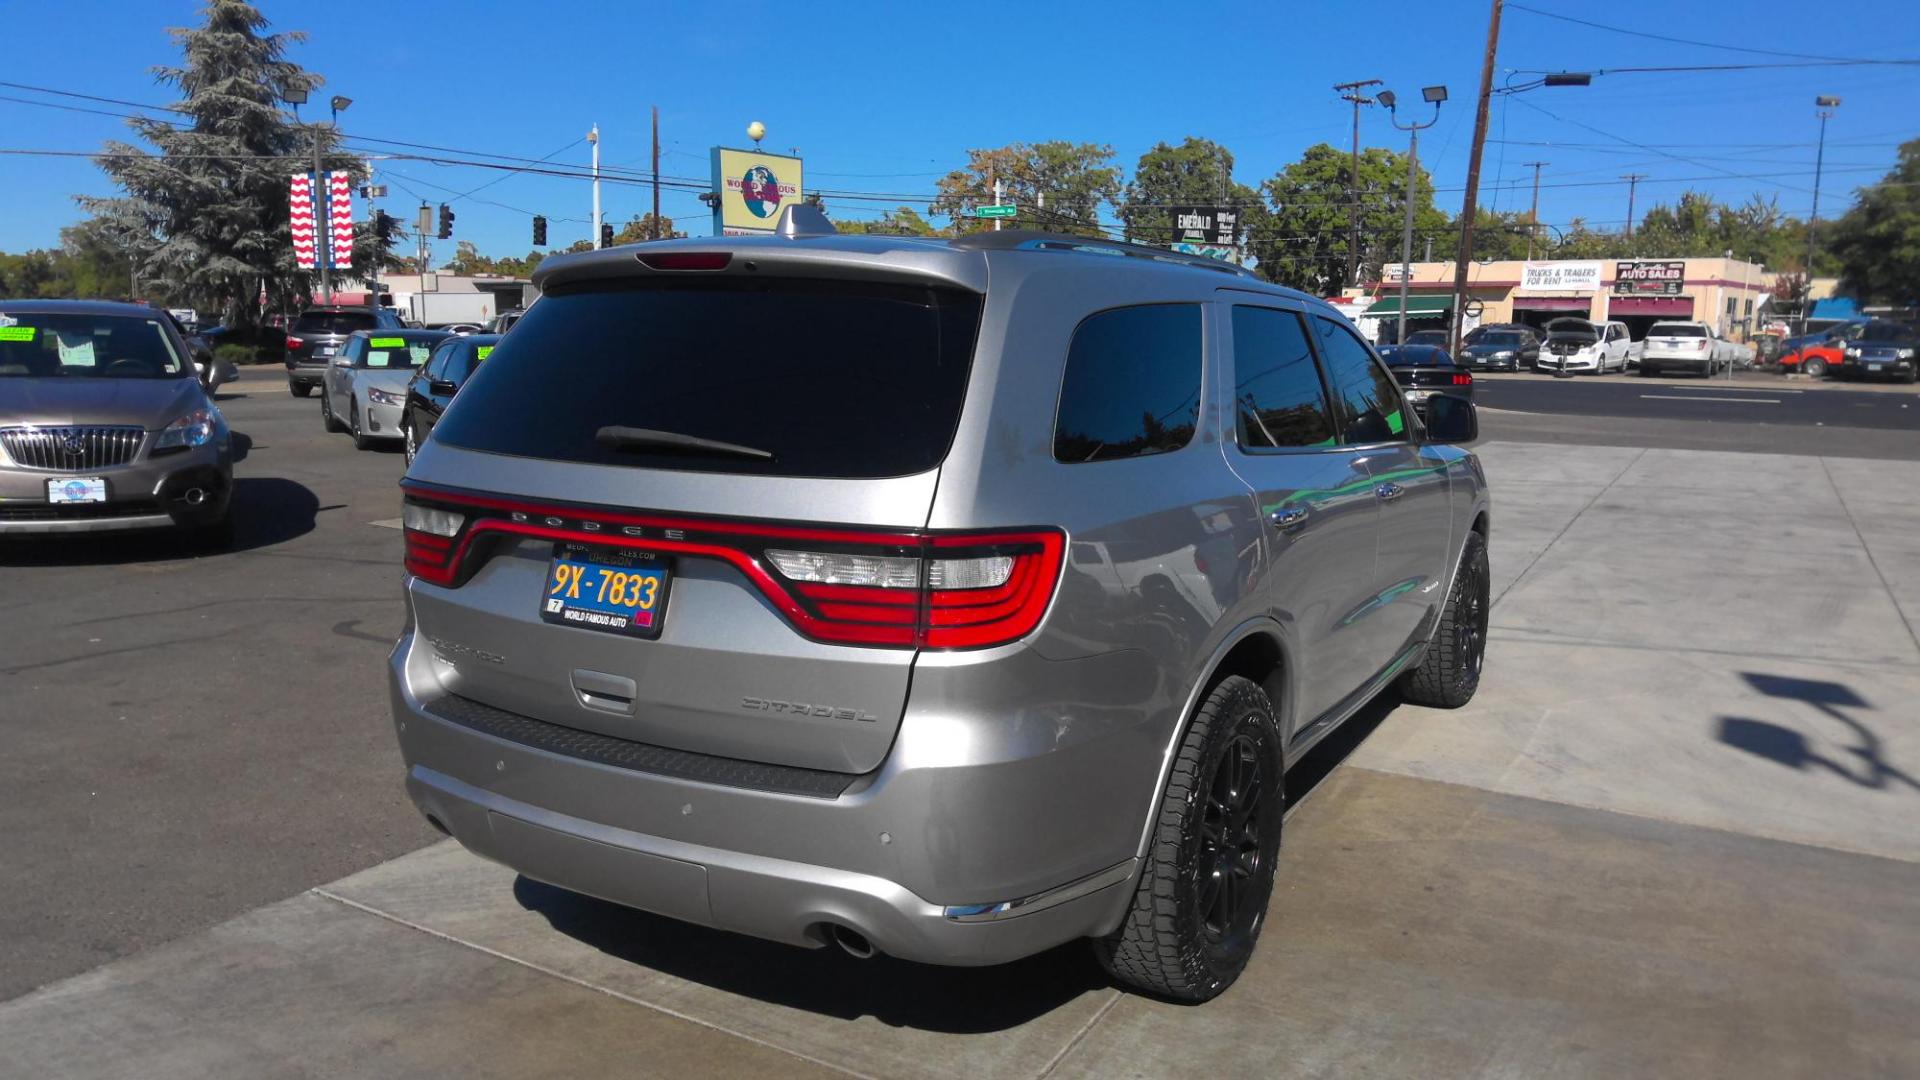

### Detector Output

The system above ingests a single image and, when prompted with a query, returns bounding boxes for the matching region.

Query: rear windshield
[0,313,187,379]
[432,278,983,478]
[1379,346,1452,367]
[293,310,377,334]
[1650,323,1705,337]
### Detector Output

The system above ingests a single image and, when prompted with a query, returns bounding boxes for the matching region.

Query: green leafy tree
[1253,143,1449,292]
[79,1,399,328]
[1825,138,1920,304]
[931,141,1121,237]
[829,206,937,235]
[614,212,680,243]
[1119,137,1263,250]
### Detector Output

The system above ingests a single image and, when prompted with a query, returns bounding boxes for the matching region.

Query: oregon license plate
[1405,389,1430,402]
[540,543,670,637]
[48,477,107,504]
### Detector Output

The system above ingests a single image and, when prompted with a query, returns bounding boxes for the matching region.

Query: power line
[1506,3,1920,64]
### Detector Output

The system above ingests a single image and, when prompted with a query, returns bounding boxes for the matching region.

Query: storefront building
[1354,257,1773,343]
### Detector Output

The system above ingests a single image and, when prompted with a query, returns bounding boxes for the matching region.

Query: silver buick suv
[389,207,1491,1002]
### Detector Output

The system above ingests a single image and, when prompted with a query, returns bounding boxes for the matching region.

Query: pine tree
[80,1,394,327]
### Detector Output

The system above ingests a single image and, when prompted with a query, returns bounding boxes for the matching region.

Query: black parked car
[401,333,500,464]
[1457,328,1539,372]
[1377,344,1474,418]
[283,305,405,397]
[1839,320,1918,383]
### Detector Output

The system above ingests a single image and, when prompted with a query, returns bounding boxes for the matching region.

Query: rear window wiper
[594,426,775,461]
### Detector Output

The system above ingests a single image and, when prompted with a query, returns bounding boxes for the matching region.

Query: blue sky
[2,0,1916,259]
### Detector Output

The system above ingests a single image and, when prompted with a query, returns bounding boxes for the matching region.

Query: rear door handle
[1269,507,1310,531]
[1375,483,1405,502]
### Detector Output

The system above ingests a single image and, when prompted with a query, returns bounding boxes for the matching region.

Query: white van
[1539,318,1632,374]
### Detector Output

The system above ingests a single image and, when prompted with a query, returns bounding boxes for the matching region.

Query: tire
[1802,356,1828,378]
[1095,675,1284,1003]
[350,402,373,451]
[321,389,345,432]
[289,382,312,398]
[1400,530,1490,708]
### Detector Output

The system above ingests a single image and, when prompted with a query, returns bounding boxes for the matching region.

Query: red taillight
[1451,373,1473,386]
[285,336,304,350]
[399,486,1065,651]
[637,251,732,271]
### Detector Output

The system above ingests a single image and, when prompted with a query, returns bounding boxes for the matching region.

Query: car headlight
[1844,346,1862,358]
[1493,351,1514,359]
[155,408,216,450]
[1897,348,1916,360]
[367,387,405,406]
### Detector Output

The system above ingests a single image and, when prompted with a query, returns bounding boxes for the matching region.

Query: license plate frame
[47,477,108,504]
[539,542,671,638]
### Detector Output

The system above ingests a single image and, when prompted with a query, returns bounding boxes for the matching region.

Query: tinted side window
[422,344,452,382]
[1231,307,1335,450]
[1053,305,1201,464]
[1312,316,1406,445]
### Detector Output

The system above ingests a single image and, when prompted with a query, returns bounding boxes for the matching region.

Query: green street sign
[974,204,1018,219]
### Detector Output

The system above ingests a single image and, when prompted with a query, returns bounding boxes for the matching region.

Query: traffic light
[600,222,614,248]
[532,215,547,246]
[437,203,453,240]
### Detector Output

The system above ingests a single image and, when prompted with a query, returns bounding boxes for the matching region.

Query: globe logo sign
[61,480,89,500]
[739,165,782,219]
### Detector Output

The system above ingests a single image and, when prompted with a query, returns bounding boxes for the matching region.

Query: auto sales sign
[1614,260,1686,296]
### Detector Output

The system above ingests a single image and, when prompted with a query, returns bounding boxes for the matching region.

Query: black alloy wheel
[1194,728,1274,946]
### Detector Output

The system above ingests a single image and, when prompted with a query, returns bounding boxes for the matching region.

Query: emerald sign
[974,205,1018,219]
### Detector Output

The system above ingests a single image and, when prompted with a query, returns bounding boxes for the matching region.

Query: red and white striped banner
[289,173,317,269]
[327,170,354,270]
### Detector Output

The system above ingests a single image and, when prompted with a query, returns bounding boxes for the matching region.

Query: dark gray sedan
[0,300,234,545]
[1457,328,1538,371]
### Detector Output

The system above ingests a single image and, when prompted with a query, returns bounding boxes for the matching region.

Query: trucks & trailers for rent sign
[1520,261,1601,292]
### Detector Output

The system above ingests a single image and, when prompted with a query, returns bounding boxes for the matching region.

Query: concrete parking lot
[2,379,1917,1078]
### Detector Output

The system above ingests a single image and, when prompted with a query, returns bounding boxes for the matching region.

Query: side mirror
[331,354,351,367]
[1424,394,1479,444]
[429,379,458,395]
[208,360,237,390]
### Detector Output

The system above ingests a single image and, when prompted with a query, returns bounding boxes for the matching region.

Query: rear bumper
[387,631,1147,966]
[1640,355,1713,374]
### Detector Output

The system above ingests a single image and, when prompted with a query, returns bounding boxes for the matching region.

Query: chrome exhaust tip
[829,924,876,960]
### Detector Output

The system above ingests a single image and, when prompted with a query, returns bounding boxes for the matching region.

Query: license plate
[1868,363,1885,372]
[1405,389,1431,402]
[540,543,671,638]
[316,347,334,357]
[48,477,107,504]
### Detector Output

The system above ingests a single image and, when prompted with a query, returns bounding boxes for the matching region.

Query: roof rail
[949,230,1258,279]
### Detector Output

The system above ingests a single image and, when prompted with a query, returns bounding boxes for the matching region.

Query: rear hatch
[399,268,1057,775]
[287,309,377,365]
[1645,324,1708,358]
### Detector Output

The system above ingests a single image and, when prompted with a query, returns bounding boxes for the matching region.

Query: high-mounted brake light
[637,251,732,271]
[399,486,1064,650]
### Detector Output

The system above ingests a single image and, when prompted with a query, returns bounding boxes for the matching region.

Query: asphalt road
[0,372,435,1000]
[1,364,1913,1003]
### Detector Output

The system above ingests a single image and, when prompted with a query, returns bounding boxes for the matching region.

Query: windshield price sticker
[370,336,406,348]
[475,346,494,361]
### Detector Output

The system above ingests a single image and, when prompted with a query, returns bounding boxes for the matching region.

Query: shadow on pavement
[0,473,319,565]
[1718,672,1919,793]
[512,875,1106,1033]
[512,689,1406,1026]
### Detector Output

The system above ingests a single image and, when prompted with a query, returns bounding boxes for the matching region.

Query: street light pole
[1381,87,1446,346]
[1803,96,1841,336]
[589,124,602,248]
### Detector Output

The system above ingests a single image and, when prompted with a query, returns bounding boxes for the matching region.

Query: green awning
[1364,295,1451,316]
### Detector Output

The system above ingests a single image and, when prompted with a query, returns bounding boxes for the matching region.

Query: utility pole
[1523,161,1548,260]
[415,203,431,328]
[1425,235,1433,262]
[589,124,602,248]
[1334,79,1382,287]
[992,172,1003,232]
[1446,0,1504,356]
[1621,174,1647,239]
[651,107,661,240]
[1803,95,1841,335]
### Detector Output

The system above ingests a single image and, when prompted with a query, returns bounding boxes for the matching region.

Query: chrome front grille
[0,426,145,471]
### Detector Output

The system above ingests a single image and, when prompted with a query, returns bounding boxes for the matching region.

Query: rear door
[402,275,985,774]
[1309,315,1452,678]
[1224,304,1383,727]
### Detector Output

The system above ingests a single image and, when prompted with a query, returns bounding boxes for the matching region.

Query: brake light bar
[637,251,732,271]
[399,484,1064,651]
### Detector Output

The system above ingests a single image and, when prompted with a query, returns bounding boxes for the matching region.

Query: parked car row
[1777,319,1918,383]
[313,328,502,455]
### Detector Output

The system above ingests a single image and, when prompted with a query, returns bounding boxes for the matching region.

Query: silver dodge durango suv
[390,207,1491,1001]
